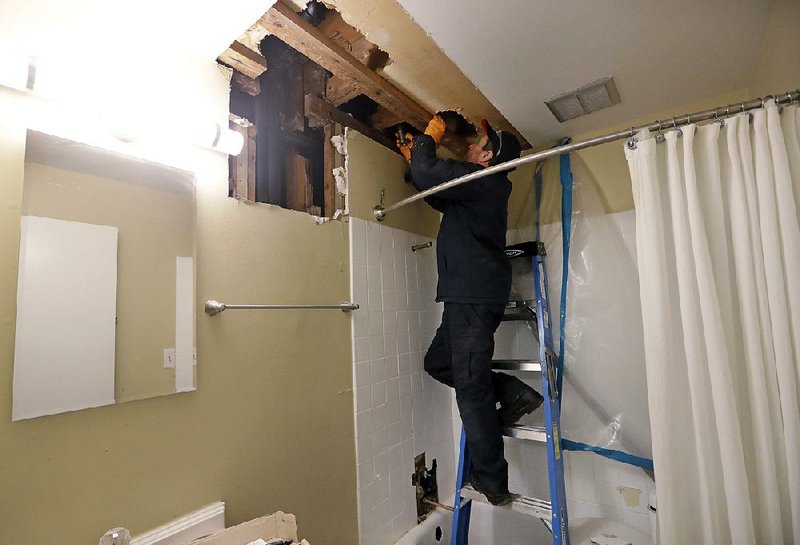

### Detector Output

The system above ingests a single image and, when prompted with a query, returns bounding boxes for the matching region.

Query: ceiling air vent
[545,76,621,122]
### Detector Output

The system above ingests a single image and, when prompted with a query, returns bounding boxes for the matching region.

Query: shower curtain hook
[626,127,638,150]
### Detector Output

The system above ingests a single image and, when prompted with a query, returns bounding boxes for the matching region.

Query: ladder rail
[533,251,570,545]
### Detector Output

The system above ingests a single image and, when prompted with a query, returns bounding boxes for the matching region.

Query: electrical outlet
[163,348,175,368]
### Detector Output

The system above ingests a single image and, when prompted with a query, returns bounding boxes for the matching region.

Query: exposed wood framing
[317,11,389,71]
[258,2,468,156]
[325,75,363,106]
[286,154,313,212]
[369,105,403,130]
[232,71,261,96]
[323,123,336,215]
[229,116,257,202]
[217,41,267,79]
[304,94,397,153]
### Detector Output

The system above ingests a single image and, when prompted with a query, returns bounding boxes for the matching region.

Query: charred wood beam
[218,40,268,79]
[305,94,398,154]
[259,2,467,157]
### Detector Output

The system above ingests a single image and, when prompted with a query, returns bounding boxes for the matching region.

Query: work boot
[470,472,514,506]
[498,386,544,427]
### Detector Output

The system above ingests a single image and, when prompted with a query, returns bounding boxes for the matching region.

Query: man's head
[465,120,522,169]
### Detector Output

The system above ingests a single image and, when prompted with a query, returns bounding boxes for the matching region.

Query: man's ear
[480,149,494,164]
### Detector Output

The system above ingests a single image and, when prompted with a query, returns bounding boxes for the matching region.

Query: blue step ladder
[450,156,571,545]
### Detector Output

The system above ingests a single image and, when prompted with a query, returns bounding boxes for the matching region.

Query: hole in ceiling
[438,110,478,139]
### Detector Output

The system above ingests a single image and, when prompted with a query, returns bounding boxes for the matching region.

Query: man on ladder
[398,115,543,506]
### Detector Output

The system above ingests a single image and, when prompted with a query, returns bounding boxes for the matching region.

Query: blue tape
[557,148,573,398]
[561,439,654,471]
[534,167,543,242]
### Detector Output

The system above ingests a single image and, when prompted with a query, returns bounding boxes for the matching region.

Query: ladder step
[501,309,536,322]
[460,485,552,520]
[502,424,547,443]
[504,301,535,319]
[491,359,541,372]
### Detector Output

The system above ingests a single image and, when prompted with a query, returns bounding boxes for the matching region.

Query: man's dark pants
[424,302,530,494]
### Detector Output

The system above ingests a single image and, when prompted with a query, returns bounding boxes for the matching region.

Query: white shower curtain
[625,102,800,545]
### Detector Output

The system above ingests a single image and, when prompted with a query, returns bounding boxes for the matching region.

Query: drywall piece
[332,128,350,215]
[174,256,195,393]
[189,511,299,545]
[13,216,117,420]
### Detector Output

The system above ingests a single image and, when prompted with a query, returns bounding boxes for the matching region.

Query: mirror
[12,130,196,420]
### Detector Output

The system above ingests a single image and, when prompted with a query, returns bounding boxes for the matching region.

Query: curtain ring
[714,107,719,121]
[760,97,765,108]
[685,113,691,125]
[725,105,730,116]
[740,103,746,114]
[672,116,677,129]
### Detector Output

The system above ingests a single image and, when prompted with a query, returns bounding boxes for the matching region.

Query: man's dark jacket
[408,134,511,305]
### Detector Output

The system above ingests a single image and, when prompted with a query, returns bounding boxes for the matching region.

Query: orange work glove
[396,133,413,161]
[424,114,446,145]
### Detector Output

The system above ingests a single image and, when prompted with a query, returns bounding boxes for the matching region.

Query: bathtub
[394,501,653,545]
[394,500,554,545]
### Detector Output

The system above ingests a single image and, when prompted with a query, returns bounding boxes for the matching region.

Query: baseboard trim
[131,502,225,545]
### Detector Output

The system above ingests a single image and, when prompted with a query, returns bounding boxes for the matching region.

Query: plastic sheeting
[508,154,652,462]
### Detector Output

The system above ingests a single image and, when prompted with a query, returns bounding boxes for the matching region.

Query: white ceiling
[395,0,775,144]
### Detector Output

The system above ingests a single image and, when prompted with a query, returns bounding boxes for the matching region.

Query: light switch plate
[163,348,176,368]
[163,348,197,368]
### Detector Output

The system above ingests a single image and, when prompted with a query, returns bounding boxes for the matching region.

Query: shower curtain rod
[205,300,359,316]
[374,88,800,220]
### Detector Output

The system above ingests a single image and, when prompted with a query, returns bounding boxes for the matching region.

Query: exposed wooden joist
[326,74,363,106]
[304,94,397,153]
[317,11,390,71]
[229,116,257,202]
[232,71,261,96]
[217,40,268,79]
[258,2,468,156]
[286,154,314,213]
[369,106,403,130]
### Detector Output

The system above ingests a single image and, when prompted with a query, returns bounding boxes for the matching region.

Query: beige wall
[0,82,358,544]
[346,130,441,238]
[506,88,752,231]
[748,0,800,98]
[509,0,799,231]
[22,161,194,402]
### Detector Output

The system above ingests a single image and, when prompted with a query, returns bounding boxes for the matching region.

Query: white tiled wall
[349,218,456,545]
[564,451,654,534]
[351,218,654,543]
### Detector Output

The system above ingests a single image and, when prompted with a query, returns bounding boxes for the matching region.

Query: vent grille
[545,76,621,122]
